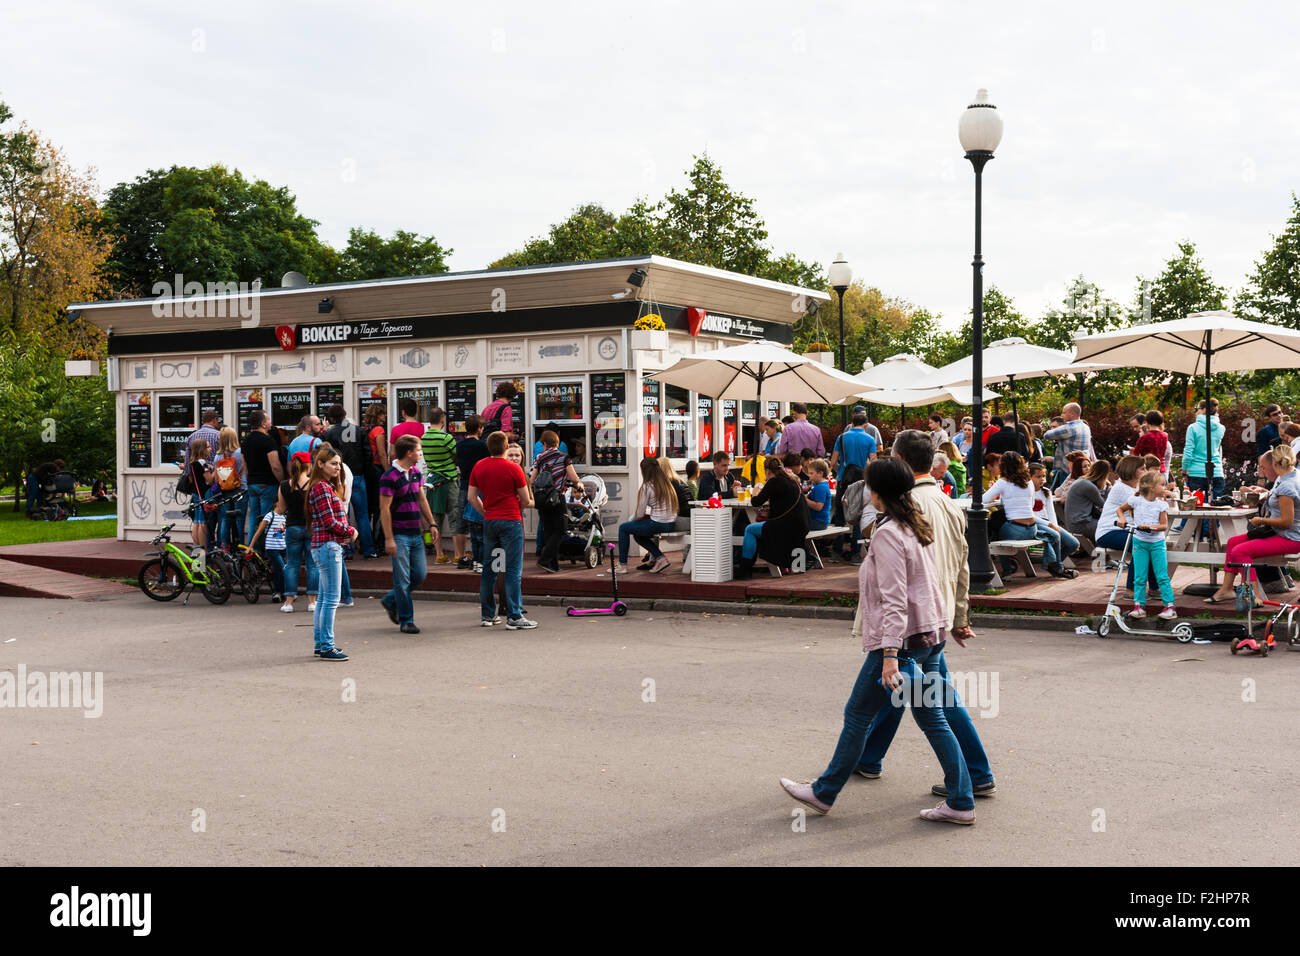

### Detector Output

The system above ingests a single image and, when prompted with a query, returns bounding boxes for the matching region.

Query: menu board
[535,380,584,424]
[395,384,440,424]
[696,396,714,461]
[490,377,526,439]
[767,401,781,420]
[158,395,196,431]
[641,378,660,458]
[445,379,477,435]
[316,383,345,418]
[236,388,264,441]
[198,389,224,427]
[270,389,312,431]
[128,393,151,468]
[357,383,388,425]
[592,373,627,466]
[158,431,189,466]
[721,399,739,457]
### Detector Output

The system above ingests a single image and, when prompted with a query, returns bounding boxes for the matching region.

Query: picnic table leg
[1017,550,1037,578]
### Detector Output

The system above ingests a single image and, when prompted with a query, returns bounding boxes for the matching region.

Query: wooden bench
[990,540,1078,578]
[803,525,851,570]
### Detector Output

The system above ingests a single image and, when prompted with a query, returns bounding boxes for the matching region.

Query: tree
[491,155,821,288]
[331,227,451,281]
[101,165,336,295]
[1235,192,1300,330]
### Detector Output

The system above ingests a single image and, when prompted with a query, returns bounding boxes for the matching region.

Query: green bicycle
[138,514,234,604]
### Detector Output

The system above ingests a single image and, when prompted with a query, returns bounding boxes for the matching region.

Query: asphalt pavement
[1,592,1297,866]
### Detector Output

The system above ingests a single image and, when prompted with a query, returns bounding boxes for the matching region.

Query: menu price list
[316,384,345,417]
[357,384,387,423]
[199,389,224,427]
[445,379,477,435]
[592,373,626,466]
[237,389,264,440]
[128,394,151,468]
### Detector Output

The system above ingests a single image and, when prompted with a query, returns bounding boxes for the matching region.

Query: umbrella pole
[899,405,904,432]
[1204,334,1213,495]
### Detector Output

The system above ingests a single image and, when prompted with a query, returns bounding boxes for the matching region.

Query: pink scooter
[565,543,629,617]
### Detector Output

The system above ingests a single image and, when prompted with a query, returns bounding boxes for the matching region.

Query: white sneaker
[1158,605,1178,620]
[506,617,538,630]
[308,601,316,611]
[1128,606,1146,619]
[280,603,294,613]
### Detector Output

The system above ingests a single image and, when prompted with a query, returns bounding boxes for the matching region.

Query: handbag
[1247,498,1276,540]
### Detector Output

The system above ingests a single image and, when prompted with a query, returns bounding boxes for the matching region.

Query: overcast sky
[4,0,1297,329]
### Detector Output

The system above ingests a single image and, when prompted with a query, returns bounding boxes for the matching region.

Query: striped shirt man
[379,461,426,536]
[420,427,459,481]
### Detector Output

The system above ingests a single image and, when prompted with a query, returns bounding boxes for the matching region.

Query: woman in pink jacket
[781,458,977,824]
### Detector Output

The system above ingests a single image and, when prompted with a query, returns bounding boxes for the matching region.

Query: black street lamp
[959,88,1003,594]
[829,253,852,428]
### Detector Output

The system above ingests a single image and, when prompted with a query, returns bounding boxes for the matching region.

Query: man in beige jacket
[848,430,995,797]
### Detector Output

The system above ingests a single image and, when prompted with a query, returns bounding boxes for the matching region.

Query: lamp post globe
[960,89,1002,594]
[829,253,852,427]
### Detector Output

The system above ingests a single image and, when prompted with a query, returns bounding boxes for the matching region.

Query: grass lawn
[0,499,118,546]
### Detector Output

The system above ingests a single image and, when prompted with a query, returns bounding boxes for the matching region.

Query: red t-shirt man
[468,456,527,521]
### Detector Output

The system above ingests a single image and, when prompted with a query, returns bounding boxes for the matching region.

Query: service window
[394,383,440,424]
[269,388,312,445]
[592,373,627,466]
[489,376,527,446]
[663,384,690,459]
[696,395,715,461]
[156,393,196,467]
[533,378,587,465]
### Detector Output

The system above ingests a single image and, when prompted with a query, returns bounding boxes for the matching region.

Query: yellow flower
[634,313,666,331]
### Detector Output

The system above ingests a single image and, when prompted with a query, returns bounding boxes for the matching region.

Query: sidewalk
[0,537,1266,619]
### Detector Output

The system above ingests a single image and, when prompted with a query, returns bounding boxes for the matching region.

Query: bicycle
[137,506,234,604]
[234,543,278,603]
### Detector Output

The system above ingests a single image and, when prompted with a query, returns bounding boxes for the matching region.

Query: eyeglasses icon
[159,361,193,378]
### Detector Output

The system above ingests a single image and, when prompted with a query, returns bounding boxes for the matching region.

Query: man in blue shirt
[1257,403,1283,456]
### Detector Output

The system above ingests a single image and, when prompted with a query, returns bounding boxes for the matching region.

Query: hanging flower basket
[65,359,100,377]
[805,342,835,366]
[630,329,668,351]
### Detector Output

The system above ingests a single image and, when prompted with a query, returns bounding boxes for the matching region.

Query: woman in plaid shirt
[306,444,358,661]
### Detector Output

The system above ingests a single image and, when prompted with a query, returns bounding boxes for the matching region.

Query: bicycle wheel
[201,552,234,605]
[239,557,263,603]
[139,557,184,601]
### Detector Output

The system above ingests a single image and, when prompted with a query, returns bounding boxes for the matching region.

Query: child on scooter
[1117,470,1177,620]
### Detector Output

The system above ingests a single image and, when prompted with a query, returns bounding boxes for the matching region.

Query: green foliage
[330,227,451,281]
[102,165,337,294]
[1235,192,1300,330]
[491,155,822,288]
[0,326,115,508]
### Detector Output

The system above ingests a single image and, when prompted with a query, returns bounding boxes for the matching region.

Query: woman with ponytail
[781,458,977,825]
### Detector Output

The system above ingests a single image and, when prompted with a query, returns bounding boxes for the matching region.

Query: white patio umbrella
[855,353,939,389]
[846,384,1001,431]
[1073,311,1300,488]
[655,339,872,409]
[917,336,1113,424]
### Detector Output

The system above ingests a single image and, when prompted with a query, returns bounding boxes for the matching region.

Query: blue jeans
[468,519,483,565]
[311,541,343,652]
[1038,518,1079,557]
[855,647,994,788]
[1001,520,1060,568]
[742,521,766,559]
[265,550,286,596]
[813,643,974,811]
[481,519,524,620]
[383,534,427,625]
[1184,475,1226,535]
[245,484,279,552]
[283,525,318,598]
[1096,528,1160,591]
[24,472,42,513]
[618,518,675,563]
[349,473,376,555]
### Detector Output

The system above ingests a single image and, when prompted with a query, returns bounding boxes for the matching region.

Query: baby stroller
[556,474,608,569]
[34,471,79,521]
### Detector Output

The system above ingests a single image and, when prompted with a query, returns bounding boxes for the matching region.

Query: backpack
[842,480,866,527]
[215,454,241,491]
[176,461,196,497]
[483,400,509,437]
